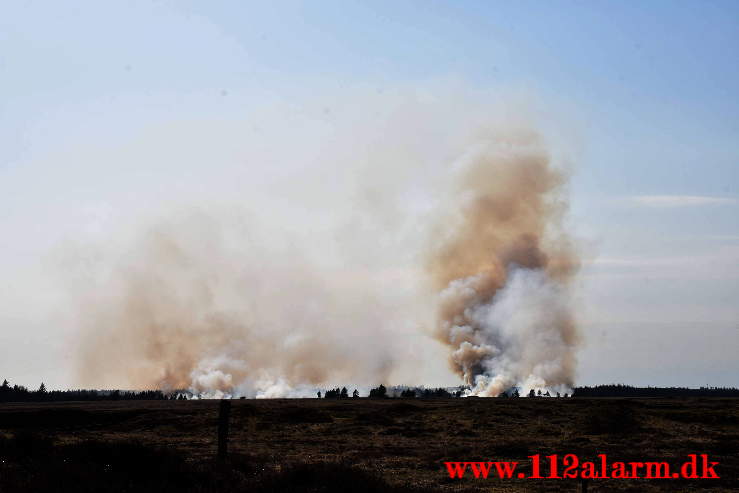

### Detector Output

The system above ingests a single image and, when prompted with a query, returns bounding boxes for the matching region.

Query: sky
[1,0,738,389]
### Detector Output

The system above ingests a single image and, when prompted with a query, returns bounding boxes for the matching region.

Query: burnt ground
[0,398,737,492]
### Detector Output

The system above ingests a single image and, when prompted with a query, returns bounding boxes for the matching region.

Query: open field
[1,398,737,492]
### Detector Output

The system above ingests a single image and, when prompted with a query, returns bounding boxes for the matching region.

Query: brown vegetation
[0,398,737,492]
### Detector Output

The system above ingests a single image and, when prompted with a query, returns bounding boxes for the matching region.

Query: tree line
[572,384,739,398]
[319,387,359,399]
[4,378,737,401]
[319,385,465,399]
[0,379,183,402]
[397,386,463,398]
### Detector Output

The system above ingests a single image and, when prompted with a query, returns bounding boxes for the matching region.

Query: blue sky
[1,1,737,388]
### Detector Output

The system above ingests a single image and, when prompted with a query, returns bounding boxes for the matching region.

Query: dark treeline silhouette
[320,385,464,399]
[321,387,353,399]
[398,387,463,398]
[0,379,182,402]
[573,384,739,398]
[5,378,738,402]
[368,385,387,398]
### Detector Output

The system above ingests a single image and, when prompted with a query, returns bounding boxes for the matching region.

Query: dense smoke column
[427,133,580,396]
[67,101,580,398]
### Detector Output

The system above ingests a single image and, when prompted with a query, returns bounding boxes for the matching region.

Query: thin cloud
[625,195,737,208]
[582,246,739,280]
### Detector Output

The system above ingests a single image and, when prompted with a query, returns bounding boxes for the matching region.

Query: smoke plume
[62,90,580,397]
[71,210,404,397]
[427,131,580,396]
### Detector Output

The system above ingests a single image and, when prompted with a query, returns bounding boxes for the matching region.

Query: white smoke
[427,132,580,396]
[459,268,577,396]
[57,86,581,397]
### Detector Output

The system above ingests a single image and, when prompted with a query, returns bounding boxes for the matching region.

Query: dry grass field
[1,397,737,492]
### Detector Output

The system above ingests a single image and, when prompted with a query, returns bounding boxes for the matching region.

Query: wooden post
[217,399,231,463]
[580,478,589,493]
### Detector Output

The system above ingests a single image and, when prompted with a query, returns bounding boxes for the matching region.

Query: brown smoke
[73,211,398,396]
[63,91,581,397]
[426,131,580,395]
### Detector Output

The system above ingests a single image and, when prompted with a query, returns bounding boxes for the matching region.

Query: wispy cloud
[582,245,739,280]
[625,195,737,208]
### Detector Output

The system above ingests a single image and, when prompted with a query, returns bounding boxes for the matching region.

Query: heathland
[1,397,737,492]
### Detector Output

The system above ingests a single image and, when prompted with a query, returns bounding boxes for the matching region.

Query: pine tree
[369,384,387,398]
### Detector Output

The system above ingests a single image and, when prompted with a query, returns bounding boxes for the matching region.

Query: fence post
[217,399,231,463]
[580,478,588,493]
